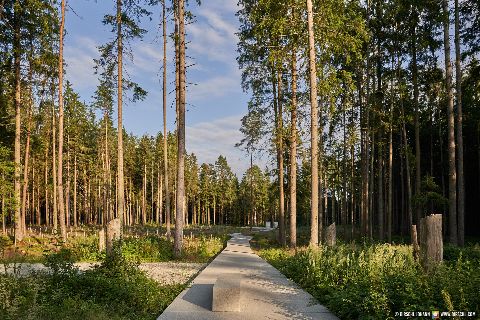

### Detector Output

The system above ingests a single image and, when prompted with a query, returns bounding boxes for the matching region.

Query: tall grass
[260,244,480,319]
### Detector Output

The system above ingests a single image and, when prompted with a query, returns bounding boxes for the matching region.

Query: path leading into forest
[158,233,338,320]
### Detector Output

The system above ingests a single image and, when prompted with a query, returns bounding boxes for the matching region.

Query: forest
[237,0,480,246]
[0,0,479,319]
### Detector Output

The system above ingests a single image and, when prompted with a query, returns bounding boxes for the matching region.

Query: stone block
[212,273,242,312]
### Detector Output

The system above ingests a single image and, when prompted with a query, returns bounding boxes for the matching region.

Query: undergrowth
[0,244,184,320]
[259,243,480,319]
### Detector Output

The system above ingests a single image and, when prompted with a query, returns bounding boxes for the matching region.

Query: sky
[63,0,255,176]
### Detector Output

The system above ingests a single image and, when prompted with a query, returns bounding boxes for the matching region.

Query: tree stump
[98,228,106,252]
[106,218,121,254]
[419,214,443,270]
[325,223,336,246]
[411,225,420,261]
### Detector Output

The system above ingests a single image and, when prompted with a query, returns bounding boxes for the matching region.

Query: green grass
[259,243,480,319]
[0,247,184,320]
[0,225,232,264]
[0,225,238,320]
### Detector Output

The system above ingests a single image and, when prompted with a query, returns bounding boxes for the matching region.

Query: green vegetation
[0,226,230,264]
[259,243,480,319]
[0,247,184,320]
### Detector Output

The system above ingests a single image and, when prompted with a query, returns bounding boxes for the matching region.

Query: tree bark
[387,74,393,242]
[21,105,32,236]
[277,69,285,247]
[174,0,186,257]
[14,1,22,242]
[443,0,457,245]
[377,133,384,241]
[454,0,464,246]
[52,90,58,232]
[163,0,171,239]
[419,214,443,270]
[412,21,422,225]
[116,0,125,239]
[57,0,67,241]
[306,0,319,247]
[73,153,77,227]
[289,47,297,249]
[66,136,70,228]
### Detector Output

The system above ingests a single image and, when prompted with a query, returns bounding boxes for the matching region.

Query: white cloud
[64,36,98,93]
[188,74,238,101]
[186,115,248,176]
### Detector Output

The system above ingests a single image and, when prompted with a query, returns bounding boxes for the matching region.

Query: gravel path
[139,262,206,285]
[0,262,206,285]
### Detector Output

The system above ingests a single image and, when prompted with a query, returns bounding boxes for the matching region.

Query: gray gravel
[0,262,206,285]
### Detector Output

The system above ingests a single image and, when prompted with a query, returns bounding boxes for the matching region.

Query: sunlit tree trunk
[116,0,125,238]
[277,69,285,247]
[73,153,77,227]
[13,1,23,242]
[289,47,297,249]
[57,0,67,241]
[174,0,186,257]
[52,91,58,232]
[21,105,32,236]
[163,0,171,238]
[306,0,319,246]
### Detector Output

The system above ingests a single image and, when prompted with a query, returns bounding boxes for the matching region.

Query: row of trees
[0,0,247,257]
[237,0,480,247]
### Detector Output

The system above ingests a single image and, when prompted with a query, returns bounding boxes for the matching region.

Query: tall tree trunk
[116,0,125,238]
[289,47,297,249]
[13,2,23,242]
[156,163,161,224]
[57,0,67,241]
[277,69,286,247]
[36,166,40,226]
[399,64,413,230]
[174,0,186,257]
[377,132,384,240]
[306,0,319,247]
[21,105,32,236]
[387,74,393,242]
[454,0,464,246]
[66,136,70,228]
[45,142,49,226]
[143,163,146,224]
[412,22,422,226]
[2,177,5,234]
[151,161,154,222]
[73,153,77,227]
[52,91,58,232]
[443,0,457,245]
[163,0,171,239]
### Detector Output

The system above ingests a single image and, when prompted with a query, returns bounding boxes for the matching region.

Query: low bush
[260,243,480,319]
[0,246,184,320]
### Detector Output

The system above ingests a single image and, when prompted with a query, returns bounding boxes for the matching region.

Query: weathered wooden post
[325,223,336,246]
[419,214,443,270]
[106,218,121,254]
[98,228,106,252]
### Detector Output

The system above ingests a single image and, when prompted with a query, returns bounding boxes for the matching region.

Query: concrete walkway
[158,233,338,320]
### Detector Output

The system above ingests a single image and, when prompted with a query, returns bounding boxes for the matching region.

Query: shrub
[260,243,480,319]
[0,246,184,320]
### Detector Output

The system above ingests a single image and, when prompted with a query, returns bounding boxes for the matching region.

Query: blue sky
[63,0,253,176]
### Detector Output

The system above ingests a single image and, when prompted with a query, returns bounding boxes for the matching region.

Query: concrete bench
[212,273,242,312]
